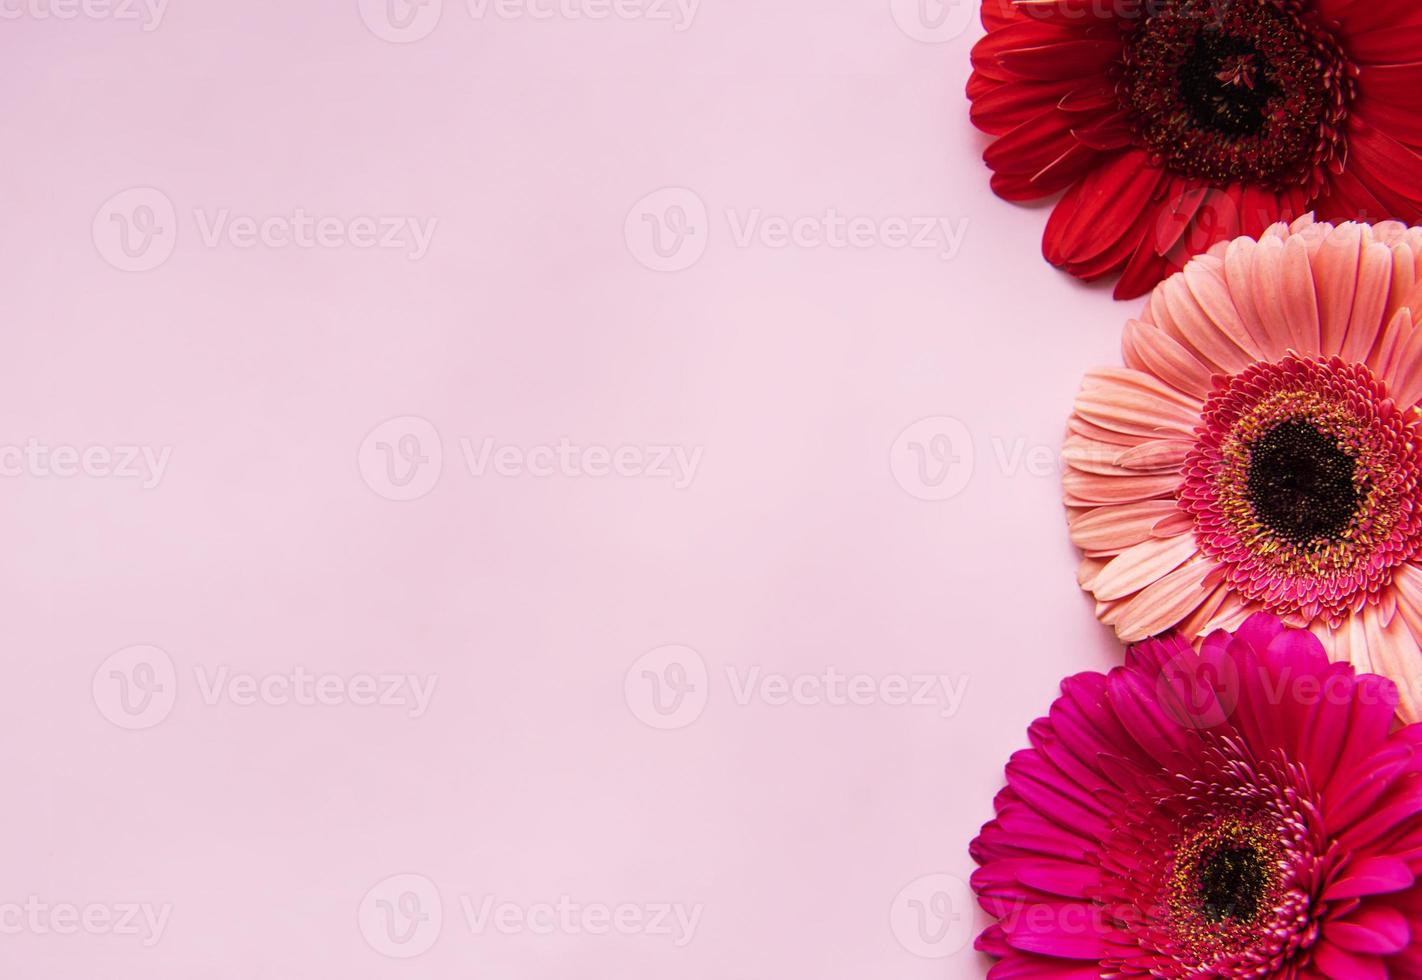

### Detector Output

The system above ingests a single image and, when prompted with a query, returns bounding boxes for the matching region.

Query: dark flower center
[1197,844,1269,924]
[1179,32,1275,138]
[1245,418,1360,546]
[1120,0,1351,188]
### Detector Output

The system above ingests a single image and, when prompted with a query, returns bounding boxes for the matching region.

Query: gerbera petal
[1109,557,1213,642]
[1324,905,1410,955]
[1090,534,1199,602]
[1121,319,1216,397]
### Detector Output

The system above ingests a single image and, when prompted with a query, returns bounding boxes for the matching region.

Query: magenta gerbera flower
[971,614,1422,977]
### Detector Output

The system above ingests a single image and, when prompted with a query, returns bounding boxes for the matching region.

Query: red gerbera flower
[967,0,1422,297]
[971,614,1422,977]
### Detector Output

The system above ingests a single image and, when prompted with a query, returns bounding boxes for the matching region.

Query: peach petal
[1281,235,1323,353]
[1384,313,1422,410]
[1122,319,1215,398]
[1313,222,1362,355]
[1340,242,1393,366]
[1223,237,1274,356]
[1063,470,1181,506]
[1068,499,1180,553]
[1090,533,1199,602]
[1361,604,1422,723]
[1111,439,1191,471]
[1111,558,1213,642]
[1183,257,1261,361]
[1157,273,1252,375]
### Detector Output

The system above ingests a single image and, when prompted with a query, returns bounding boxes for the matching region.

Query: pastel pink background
[2,0,1131,976]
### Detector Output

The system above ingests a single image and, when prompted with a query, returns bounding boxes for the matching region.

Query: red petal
[995,39,1123,81]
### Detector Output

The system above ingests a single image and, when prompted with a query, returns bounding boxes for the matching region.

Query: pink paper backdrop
[3,1,1132,975]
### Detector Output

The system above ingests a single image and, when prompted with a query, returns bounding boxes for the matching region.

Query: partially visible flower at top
[972,614,1422,977]
[1065,217,1422,720]
[967,0,1422,297]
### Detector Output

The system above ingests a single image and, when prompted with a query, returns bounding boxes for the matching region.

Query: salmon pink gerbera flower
[972,615,1422,977]
[967,0,1422,297]
[1066,217,1422,720]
